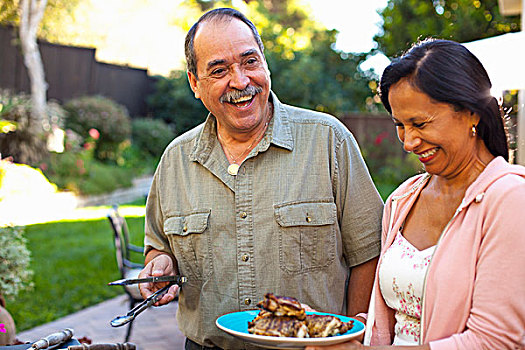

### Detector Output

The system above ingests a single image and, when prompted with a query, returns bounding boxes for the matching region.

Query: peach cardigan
[364,157,525,349]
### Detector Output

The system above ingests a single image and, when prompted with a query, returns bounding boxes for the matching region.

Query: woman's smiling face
[388,79,480,179]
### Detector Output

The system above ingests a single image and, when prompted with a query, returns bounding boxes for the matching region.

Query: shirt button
[306,216,312,223]
[241,254,249,262]
[244,298,251,305]
[240,212,247,219]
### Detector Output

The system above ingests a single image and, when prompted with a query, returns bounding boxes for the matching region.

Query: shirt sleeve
[335,132,383,267]
[143,163,171,256]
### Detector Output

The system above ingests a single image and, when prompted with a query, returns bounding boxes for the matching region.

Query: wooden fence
[341,112,404,155]
[0,25,156,117]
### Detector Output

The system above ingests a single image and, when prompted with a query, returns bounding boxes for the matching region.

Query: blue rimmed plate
[216,310,365,349]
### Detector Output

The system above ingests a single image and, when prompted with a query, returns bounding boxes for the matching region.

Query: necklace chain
[218,119,269,164]
[217,103,273,166]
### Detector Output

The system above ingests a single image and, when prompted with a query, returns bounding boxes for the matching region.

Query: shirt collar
[190,91,294,164]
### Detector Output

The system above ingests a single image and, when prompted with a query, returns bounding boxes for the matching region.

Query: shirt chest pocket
[274,202,337,274]
[164,211,212,280]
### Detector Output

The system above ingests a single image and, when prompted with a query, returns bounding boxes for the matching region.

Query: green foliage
[131,118,176,158]
[147,72,208,136]
[266,39,373,116]
[63,96,132,163]
[42,149,134,195]
[360,130,423,200]
[0,225,34,300]
[118,143,158,176]
[8,215,145,331]
[147,0,381,136]
[252,1,378,115]
[0,0,82,30]
[0,90,63,165]
[0,120,17,134]
[375,0,521,58]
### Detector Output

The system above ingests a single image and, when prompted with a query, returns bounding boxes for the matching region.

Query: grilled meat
[248,311,309,338]
[305,314,353,338]
[257,293,306,320]
[247,293,353,338]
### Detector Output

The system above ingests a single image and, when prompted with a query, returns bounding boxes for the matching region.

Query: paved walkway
[17,294,186,349]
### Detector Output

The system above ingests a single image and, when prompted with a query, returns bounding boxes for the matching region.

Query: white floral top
[378,231,436,345]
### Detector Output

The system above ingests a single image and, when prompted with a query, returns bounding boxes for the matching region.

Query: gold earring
[471,124,477,137]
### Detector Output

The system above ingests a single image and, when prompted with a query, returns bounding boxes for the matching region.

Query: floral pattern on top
[392,232,433,270]
[378,231,436,345]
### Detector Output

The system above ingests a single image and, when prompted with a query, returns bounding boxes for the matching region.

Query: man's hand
[138,253,179,306]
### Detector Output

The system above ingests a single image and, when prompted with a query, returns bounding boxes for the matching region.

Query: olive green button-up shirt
[144,92,383,349]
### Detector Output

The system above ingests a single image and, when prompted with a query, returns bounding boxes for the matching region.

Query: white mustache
[220,86,262,103]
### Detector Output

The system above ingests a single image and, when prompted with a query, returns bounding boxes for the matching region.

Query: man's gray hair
[184,7,265,78]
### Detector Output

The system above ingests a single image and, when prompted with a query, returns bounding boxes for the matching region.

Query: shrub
[360,130,423,200]
[146,72,208,135]
[63,96,131,162]
[0,225,34,300]
[131,117,175,158]
[0,90,66,165]
[42,148,134,196]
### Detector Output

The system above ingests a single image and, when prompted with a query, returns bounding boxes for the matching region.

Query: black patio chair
[107,205,144,342]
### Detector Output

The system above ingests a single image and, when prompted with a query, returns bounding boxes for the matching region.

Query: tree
[247,0,376,115]
[375,0,521,58]
[19,0,48,134]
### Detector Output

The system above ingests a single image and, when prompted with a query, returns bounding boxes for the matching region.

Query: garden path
[16,294,186,349]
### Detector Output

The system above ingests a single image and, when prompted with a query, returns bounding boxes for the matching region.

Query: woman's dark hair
[184,7,265,79]
[379,38,508,161]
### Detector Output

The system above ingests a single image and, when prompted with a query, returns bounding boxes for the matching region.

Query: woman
[307,39,525,349]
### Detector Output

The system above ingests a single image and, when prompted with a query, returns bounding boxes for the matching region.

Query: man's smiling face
[187,17,271,133]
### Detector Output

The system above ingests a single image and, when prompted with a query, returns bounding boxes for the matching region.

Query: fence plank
[0,25,155,117]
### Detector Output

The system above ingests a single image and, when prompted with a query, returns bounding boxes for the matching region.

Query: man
[139,7,383,349]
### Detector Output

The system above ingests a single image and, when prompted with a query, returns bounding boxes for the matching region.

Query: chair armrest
[127,244,143,254]
[123,259,144,270]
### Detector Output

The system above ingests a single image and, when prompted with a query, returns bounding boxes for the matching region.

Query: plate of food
[216,293,365,349]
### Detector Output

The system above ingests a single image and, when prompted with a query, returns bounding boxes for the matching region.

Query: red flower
[374,131,389,146]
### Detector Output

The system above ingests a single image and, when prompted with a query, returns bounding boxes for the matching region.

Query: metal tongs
[108,275,187,327]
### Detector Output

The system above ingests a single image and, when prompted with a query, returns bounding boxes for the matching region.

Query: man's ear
[187,71,200,99]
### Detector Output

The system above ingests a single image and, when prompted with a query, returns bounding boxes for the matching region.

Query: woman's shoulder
[475,158,525,200]
[387,172,429,202]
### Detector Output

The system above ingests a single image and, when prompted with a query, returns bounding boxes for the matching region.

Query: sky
[86,0,391,76]
[304,0,391,74]
[304,0,388,53]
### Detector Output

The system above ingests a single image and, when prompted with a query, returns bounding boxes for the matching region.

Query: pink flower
[76,159,86,175]
[88,128,100,140]
[0,323,6,333]
[39,163,48,171]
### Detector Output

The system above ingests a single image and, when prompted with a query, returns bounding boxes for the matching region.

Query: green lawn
[6,205,146,332]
